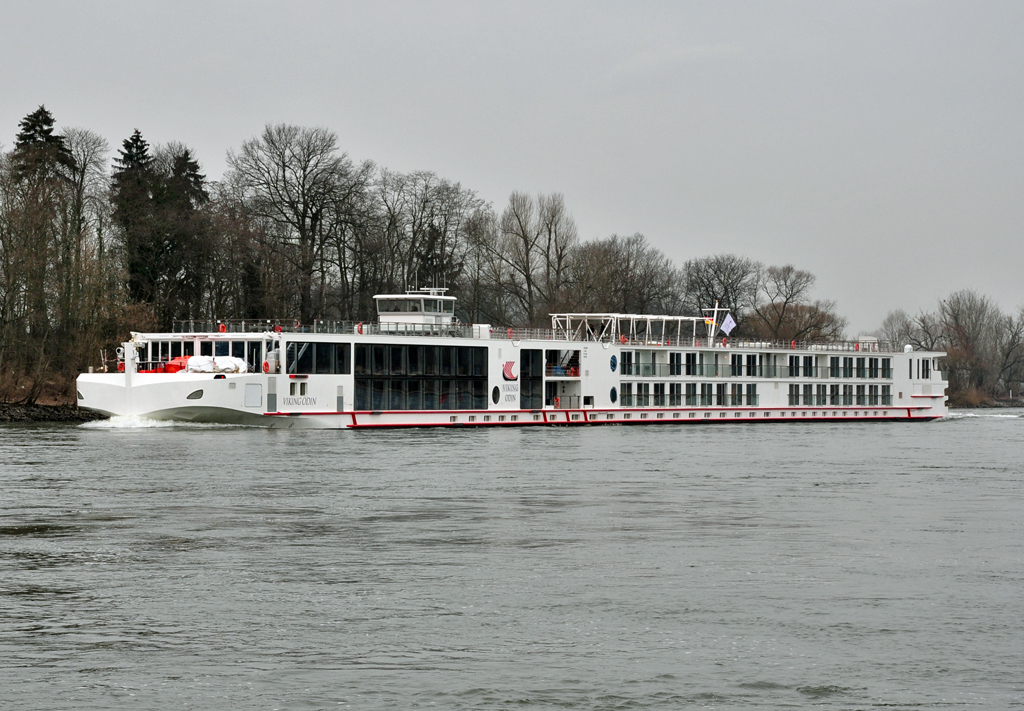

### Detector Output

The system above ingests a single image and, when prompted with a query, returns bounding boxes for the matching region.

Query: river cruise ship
[76,289,948,427]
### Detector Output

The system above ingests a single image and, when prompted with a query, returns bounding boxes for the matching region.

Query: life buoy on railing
[555,397,560,409]
[790,340,796,350]
[117,362,125,372]
[722,337,727,347]
[262,361,270,374]
[274,325,282,333]
[508,328,514,339]
[854,342,860,352]
[218,323,226,333]
[620,334,628,344]
[357,322,363,335]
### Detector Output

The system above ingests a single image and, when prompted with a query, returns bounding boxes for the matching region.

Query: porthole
[610,386,617,403]
[186,389,203,400]
[492,386,500,405]
[609,355,617,372]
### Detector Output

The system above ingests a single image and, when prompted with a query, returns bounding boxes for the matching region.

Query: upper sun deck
[159,291,920,353]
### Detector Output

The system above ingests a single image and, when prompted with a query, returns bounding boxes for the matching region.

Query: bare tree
[749,265,846,341]
[227,124,369,323]
[682,254,759,323]
[876,309,915,348]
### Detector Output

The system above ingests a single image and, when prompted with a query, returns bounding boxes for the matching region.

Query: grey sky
[3,1,1022,333]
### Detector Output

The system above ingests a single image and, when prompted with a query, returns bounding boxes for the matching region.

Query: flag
[720,313,737,335]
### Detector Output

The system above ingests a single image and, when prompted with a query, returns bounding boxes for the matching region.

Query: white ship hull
[78,333,947,428]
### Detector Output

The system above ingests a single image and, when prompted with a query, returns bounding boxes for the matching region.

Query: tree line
[5,105,1002,405]
[877,292,1024,404]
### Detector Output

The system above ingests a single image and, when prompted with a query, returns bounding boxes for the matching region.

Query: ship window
[492,386,500,405]
[390,346,406,375]
[336,343,351,374]
[355,345,368,375]
[424,346,438,375]
[609,387,617,403]
[830,356,840,378]
[670,352,682,376]
[407,380,422,410]
[408,346,422,375]
[184,340,195,356]
[287,342,314,374]
[441,347,454,376]
[186,389,203,400]
[199,341,212,356]
[214,341,229,357]
[232,341,245,358]
[746,354,759,377]
[442,300,454,314]
[171,341,182,359]
[457,347,471,376]
[685,352,697,376]
[424,299,439,313]
[390,380,405,409]
[316,343,333,374]
[422,380,437,410]
[372,345,386,375]
[372,380,386,410]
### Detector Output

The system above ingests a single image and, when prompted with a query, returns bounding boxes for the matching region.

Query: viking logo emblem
[502,361,518,381]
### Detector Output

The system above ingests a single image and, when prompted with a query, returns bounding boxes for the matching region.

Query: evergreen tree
[154,147,211,326]
[112,130,159,304]
[12,105,76,181]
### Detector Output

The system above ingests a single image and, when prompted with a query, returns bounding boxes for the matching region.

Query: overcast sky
[3,1,1021,333]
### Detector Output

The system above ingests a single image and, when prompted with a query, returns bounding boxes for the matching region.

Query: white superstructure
[76,289,948,427]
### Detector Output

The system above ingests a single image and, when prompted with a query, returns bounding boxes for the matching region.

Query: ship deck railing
[169,319,903,353]
[620,364,896,379]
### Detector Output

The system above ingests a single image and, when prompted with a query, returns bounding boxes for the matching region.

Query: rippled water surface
[2,412,1023,709]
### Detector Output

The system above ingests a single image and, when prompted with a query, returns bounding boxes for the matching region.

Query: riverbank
[0,403,108,423]
[949,398,1024,409]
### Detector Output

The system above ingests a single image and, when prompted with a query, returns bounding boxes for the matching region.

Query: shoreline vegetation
[0,403,107,423]
[2,107,1022,409]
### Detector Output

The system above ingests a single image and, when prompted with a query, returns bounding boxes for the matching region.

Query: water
[2,412,1023,709]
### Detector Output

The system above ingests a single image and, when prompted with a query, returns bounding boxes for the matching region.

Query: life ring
[357,322,363,335]
[790,340,796,349]
[555,397,560,409]
[218,323,226,333]
[117,362,125,372]
[508,328,513,339]
[274,325,282,333]
[262,361,270,374]
[721,337,727,347]
[620,334,627,344]
[854,342,860,352]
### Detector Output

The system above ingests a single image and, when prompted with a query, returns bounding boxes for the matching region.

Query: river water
[1,412,1022,709]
